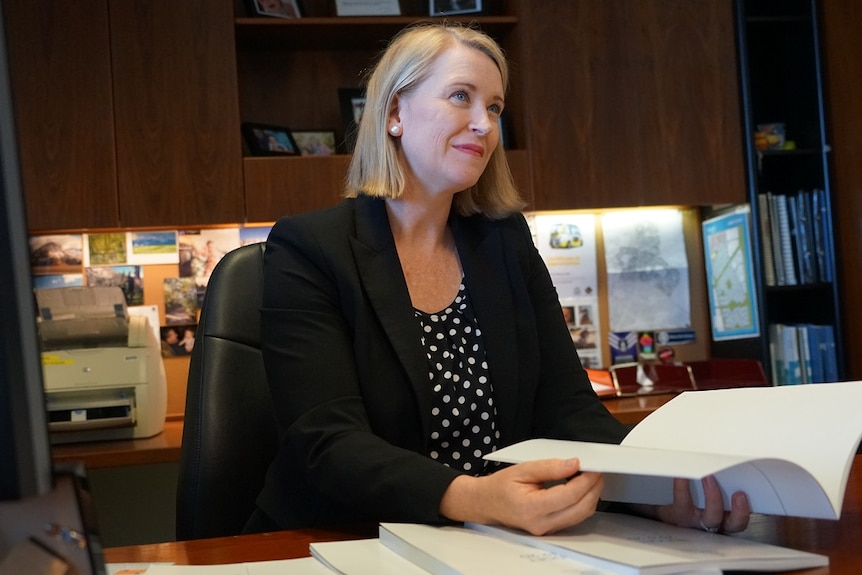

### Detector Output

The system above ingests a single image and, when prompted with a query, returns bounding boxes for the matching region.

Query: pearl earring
[389,125,401,135]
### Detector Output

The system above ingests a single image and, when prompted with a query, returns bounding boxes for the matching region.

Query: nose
[470,109,494,136]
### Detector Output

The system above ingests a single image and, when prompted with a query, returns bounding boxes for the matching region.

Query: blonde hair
[344,23,525,219]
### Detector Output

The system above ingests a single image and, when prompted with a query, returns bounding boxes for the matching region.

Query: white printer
[36,286,167,444]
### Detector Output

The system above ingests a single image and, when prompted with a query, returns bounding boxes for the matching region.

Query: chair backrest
[609,362,696,397]
[686,358,769,390]
[175,242,278,540]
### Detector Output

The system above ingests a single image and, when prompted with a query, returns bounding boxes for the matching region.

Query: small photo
[291,130,337,156]
[86,265,144,306]
[246,0,301,18]
[241,123,300,156]
[430,0,482,16]
[160,325,197,358]
[163,277,199,325]
[561,306,575,326]
[86,232,128,266]
[29,234,83,275]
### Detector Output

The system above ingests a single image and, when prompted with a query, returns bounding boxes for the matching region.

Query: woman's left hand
[653,475,751,533]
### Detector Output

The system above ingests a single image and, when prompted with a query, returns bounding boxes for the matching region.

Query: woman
[250,23,749,536]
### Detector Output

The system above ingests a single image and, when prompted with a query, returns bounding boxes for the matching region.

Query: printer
[36,286,167,444]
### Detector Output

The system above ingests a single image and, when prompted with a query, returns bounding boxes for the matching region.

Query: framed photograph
[338,88,366,153]
[335,0,400,16]
[241,123,301,156]
[291,130,337,156]
[246,0,301,18]
[430,0,482,16]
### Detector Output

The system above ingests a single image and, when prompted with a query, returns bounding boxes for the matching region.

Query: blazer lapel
[349,197,434,438]
[451,215,520,444]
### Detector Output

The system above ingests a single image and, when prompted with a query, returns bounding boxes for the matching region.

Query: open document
[486,381,862,519]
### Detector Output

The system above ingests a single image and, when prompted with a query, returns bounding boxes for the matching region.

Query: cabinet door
[520,0,745,210]
[109,0,244,227]
[5,0,119,230]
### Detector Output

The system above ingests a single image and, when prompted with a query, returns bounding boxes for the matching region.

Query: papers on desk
[135,557,332,574]
[488,381,862,519]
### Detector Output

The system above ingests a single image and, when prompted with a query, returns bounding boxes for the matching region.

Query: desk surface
[51,396,671,468]
[104,454,862,574]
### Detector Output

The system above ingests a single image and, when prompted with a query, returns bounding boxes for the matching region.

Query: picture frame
[241,122,301,156]
[430,0,482,16]
[338,88,367,153]
[245,0,302,18]
[291,130,338,156]
[335,0,400,16]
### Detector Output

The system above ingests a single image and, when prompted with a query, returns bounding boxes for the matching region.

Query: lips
[454,143,485,157]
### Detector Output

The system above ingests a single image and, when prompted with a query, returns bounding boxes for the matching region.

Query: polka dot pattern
[416,282,499,475]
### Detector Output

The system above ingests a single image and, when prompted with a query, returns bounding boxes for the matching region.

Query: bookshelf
[719,0,843,383]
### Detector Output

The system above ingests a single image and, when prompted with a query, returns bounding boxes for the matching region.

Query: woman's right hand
[439,458,604,536]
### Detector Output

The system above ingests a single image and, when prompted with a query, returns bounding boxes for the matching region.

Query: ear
[387,93,401,125]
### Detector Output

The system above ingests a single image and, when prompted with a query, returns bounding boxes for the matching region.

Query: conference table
[104,454,862,574]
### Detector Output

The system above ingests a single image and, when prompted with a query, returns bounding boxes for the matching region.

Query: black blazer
[255,195,628,529]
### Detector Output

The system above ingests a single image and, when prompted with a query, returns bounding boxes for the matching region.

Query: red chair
[609,362,696,397]
[686,358,769,390]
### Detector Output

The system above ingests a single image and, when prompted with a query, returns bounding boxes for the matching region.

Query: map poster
[702,207,760,341]
[601,209,691,332]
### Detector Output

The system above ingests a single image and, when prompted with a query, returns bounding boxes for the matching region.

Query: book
[467,512,827,575]
[756,193,776,286]
[774,194,797,285]
[141,558,334,575]
[378,523,622,575]
[310,538,431,575]
[485,382,862,520]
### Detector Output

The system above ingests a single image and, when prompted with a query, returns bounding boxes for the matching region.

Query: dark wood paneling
[520,1,641,210]
[820,0,862,380]
[4,0,119,230]
[243,156,349,221]
[632,0,745,206]
[109,0,245,226]
[518,0,745,210]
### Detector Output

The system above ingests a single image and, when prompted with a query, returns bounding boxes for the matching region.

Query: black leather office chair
[175,242,278,540]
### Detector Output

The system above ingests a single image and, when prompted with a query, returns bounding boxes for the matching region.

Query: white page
[467,512,827,575]
[485,381,862,519]
[380,522,621,575]
[143,558,330,575]
[310,538,429,575]
[623,381,862,514]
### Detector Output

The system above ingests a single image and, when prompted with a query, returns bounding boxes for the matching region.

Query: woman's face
[392,44,503,199]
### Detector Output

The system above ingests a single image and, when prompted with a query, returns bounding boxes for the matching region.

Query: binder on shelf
[795,190,817,284]
[767,192,786,285]
[757,193,777,286]
[774,194,797,286]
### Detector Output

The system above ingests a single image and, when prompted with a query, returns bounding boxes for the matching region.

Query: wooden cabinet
[517,0,745,210]
[109,1,244,227]
[6,0,244,231]
[4,0,118,230]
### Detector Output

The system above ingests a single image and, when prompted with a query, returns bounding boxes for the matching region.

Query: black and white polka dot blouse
[415,281,500,475]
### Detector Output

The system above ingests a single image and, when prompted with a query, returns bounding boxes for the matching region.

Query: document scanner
[36,286,167,444]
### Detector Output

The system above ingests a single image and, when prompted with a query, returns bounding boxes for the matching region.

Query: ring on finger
[699,519,720,533]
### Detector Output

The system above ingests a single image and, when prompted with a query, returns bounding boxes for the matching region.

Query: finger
[721,491,751,533]
[527,473,605,535]
[511,458,582,484]
[700,475,725,529]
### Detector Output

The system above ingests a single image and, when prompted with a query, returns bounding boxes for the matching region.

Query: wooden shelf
[234,16,519,50]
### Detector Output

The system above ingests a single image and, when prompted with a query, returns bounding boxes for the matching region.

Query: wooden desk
[104,455,862,574]
[602,393,674,426]
[51,419,184,469]
[50,395,666,469]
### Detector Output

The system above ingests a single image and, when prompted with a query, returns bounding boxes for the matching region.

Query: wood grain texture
[4,0,119,230]
[109,0,245,226]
